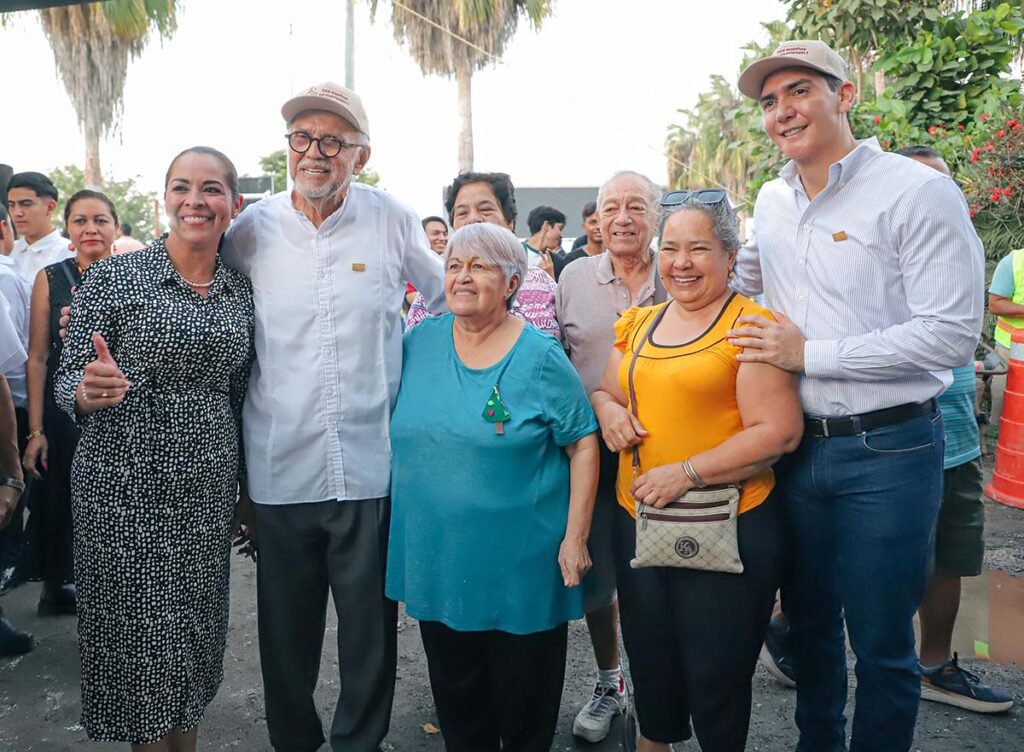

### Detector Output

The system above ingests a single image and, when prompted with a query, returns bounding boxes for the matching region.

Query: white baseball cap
[281,82,370,137]
[738,40,849,100]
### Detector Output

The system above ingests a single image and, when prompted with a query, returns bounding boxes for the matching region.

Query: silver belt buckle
[811,416,829,438]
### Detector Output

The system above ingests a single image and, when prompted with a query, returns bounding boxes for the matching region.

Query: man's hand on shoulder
[728,311,805,372]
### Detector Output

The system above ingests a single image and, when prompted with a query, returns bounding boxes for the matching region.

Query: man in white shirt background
[728,41,984,752]
[221,82,445,752]
[6,172,72,283]
[522,205,564,278]
[0,202,30,579]
[0,201,31,657]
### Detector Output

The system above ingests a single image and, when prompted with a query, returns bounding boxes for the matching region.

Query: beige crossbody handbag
[626,304,744,573]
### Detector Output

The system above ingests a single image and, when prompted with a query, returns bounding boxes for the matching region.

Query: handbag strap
[627,303,672,477]
[625,303,742,494]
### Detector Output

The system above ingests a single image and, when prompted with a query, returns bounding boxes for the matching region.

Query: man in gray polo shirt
[556,170,666,743]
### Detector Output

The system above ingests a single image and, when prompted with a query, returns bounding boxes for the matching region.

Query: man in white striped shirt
[729,41,984,752]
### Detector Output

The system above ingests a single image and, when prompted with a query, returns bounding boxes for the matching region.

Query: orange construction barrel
[986,329,1024,509]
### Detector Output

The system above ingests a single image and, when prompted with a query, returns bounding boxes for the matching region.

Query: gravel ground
[1,491,1022,751]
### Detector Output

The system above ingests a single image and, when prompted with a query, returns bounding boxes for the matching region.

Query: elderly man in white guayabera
[221,82,445,752]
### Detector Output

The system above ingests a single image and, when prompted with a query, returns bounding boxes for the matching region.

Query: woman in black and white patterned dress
[54,147,254,750]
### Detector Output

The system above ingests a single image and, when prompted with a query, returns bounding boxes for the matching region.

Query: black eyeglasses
[660,189,728,207]
[285,130,361,158]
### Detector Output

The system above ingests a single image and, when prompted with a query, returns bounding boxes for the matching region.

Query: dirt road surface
[2,499,1022,751]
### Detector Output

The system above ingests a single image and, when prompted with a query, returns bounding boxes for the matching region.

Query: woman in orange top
[590,190,803,752]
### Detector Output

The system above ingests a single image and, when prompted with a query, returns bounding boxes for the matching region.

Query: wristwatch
[0,477,26,498]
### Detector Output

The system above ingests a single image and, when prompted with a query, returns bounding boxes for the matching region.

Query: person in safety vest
[987,249,1023,445]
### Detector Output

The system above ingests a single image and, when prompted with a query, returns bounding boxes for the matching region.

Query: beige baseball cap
[281,82,370,137]
[738,40,849,100]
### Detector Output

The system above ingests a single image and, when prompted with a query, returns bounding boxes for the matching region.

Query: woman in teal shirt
[388,222,599,752]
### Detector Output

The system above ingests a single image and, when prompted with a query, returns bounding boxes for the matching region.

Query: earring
[68,244,76,252]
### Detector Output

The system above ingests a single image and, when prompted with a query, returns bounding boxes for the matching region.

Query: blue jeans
[777,411,943,752]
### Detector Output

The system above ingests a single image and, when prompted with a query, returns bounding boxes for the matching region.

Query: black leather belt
[804,399,937,438]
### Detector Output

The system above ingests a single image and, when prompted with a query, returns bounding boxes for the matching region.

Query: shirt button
[803,223,811,230]
[798,258,805,266]
[798,294,806,301]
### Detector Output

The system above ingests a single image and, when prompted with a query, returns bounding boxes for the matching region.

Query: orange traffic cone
[987,329,1024,509]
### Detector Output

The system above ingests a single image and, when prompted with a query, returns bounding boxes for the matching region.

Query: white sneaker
[572,679,629,743]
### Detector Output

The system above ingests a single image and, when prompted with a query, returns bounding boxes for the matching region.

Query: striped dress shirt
[733,138,984,417]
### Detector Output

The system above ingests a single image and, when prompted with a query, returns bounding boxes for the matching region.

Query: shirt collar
[780,137,882,196]
[25,228,64,252]
[290,186,352,231]
[0,255,14,267]
[595,249,657,287]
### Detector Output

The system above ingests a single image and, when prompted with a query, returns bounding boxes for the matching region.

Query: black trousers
[418,620,568,752]
[612,493,782,751]
[253,498,397,752]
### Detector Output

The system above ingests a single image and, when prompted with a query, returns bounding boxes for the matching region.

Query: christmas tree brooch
[482,385,511,435]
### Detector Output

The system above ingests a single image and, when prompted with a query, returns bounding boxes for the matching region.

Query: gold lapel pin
[832,231,848,242]
[351,263,366,272]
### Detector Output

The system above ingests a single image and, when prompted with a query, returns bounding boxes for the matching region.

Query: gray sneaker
[573,678,628,742]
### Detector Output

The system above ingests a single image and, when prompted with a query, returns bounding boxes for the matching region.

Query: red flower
[928,126,939,135]
[970,208,978,218]
[873,115,882,125]
[991,192,1002,203]
[971,147,982,163]
[985,144,996,152]
[980,113,992,122]
[882,139,892,149]
[998,129,1007,138]
[958,124,966,131]
[990,166,997,175]
[1008,120,1019,128]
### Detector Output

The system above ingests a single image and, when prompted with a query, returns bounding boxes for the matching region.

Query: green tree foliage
[48,165,159,240]
[257,150,287,195]
[664,21,789,211]
[871,3,1023,130]
[787,0,948,99]
[665,1,1023,250]
[0,2,180,188]
[372,0,554,172]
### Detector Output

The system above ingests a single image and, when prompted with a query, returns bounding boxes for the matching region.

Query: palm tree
[36,1,178,188]
[374,0,553,172]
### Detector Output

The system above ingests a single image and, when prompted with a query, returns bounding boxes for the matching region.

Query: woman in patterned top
[23,190,117,619]
[54,147,254,751]
[405,171,561,338]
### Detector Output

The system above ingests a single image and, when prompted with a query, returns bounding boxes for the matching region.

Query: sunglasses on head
[660,189,728,207]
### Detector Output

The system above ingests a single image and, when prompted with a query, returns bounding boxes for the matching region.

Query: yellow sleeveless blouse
[613,294,775,518]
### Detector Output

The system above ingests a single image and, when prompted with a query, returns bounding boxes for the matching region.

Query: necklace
[175,269,215,288]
